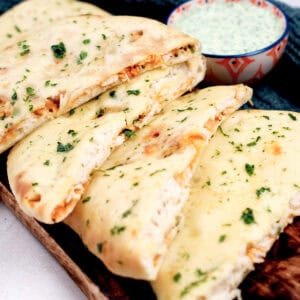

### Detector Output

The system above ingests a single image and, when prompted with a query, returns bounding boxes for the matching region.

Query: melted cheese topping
[65,84,252,280]
[7,57,205,224]
[152,110,300,300]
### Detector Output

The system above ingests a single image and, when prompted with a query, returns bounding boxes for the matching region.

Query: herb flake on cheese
[56,142,74,152]
[126,89,140,96]
[110,225,126,236]
[219,234,226,242]
[173,272,182,282]
[288,113,297,121]
[82,39,91,44]
[247,136,261,147]
[149,168,166,176]
[245,163,255,176]
[43,160,50,166]
[241,208,255,225]
[123,129,135,138]
[97,243,104,253]
[109,90,116,98]
[51,42,66,59]
[256,187,271,198]
[180,270,208,297]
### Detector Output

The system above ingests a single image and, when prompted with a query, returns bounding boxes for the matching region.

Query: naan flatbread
[7,56,206,224]
[0,14,200,153]
[152,110,300,300]
[0,0,110,42]
[65,85,252,280]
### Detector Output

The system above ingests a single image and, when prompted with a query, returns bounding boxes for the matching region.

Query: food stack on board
[0,1,299,299]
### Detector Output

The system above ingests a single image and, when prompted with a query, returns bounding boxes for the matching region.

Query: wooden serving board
[1,149,300,300]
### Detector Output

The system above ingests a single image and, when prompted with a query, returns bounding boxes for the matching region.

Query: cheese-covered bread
[7,56,205,224]
[0,0,110,43]
[152,110,300,300]
[65,85,252,280]
[0,14,201,153]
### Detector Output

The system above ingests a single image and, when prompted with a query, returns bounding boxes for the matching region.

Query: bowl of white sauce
[167,0,289,84]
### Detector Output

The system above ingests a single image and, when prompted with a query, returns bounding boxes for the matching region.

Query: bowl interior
[167,0,289,57]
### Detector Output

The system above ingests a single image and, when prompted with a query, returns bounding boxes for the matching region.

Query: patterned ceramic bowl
[167,0,289,84]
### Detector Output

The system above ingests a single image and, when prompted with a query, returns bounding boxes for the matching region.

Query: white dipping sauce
[171,1,285,55]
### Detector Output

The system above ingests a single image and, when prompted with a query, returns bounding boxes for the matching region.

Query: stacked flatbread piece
[0,8,203,153]
[2,1,300,300]
[65,85,252,279]
[152,110,300,299]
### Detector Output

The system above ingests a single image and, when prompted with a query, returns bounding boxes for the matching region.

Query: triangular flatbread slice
[0,14,200,153]
[65,84,252,280]
[7,56,205,224]
[0,0,110,43]
[152,110,300,300]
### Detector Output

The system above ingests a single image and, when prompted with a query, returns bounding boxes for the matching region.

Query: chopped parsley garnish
[20,49,30,56]
[122,199,138,218]
[69,108,76,116]
[219,234,226,242]
[31,182,38,186]
[26,87,35,96]
[11,90,18,101]
[110,225,126,235]
[102,33,107,40]
[109,90,116,98]
[288,113,297,121]
[79,51,88,60]
[56,142,74,152]
[18,40,30,56]
[180,270,208,297]
[45,80,58,87]
[177,107,193,112]
[245,163,255,176]
[82,39,91,44]
[247,136,261,147]
[51,42,66,59]
[132,182,139,187]
[219,126,229,137]
[97,243,103,253]
[241,208,255,225]
[126,89,140,96]
[67,129,78,137]
[177,116,188,123]
[150,168,166,176]
[43,160,50,166]
[123,129,135,138]
[262,115,270,120]
[256,186,271,198]
[82,196,91,203]
[6,33,12,38]
[96,108,105,117]
[14,25,21,33]
[24,86,35,103]
[173,273,182,282]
